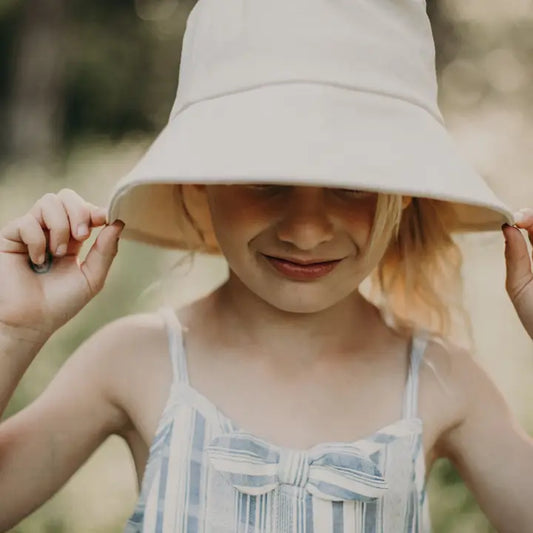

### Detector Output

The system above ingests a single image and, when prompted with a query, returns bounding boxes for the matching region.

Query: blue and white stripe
[124,307,431,532]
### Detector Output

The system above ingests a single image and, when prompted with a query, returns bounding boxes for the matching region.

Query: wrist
[0,322,49,418]
[0,322,50,356]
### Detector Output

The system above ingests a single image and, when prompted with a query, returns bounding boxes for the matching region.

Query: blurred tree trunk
[7,0,67,163]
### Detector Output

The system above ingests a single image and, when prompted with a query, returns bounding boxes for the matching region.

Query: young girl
[1,0,532,532]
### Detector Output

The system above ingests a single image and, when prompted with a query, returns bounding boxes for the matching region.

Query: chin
[255,285,356,314]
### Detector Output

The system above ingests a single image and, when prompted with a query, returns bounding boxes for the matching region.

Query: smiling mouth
[261,254,343,280]
[263,254,342,265]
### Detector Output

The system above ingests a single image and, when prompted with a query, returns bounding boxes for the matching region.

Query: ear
[402,195,413,209]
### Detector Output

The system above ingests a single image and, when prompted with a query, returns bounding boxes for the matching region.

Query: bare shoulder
[419,333,470,397]
[420,333,515,462]
[90,311,171,383]
[88,310,167,350]
[87,310,175,442]
[416,334,475,463]
[419,334,533,530]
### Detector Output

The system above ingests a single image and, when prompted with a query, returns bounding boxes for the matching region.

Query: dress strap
[402,328,430,419]
[157,306,190,385]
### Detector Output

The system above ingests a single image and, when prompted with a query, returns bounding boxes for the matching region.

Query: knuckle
[50,226,71,242]
[82,269,103,296]
[57,187,77,198]
[507,276,531,301]
[58,191,90,221]
[46,218,69,233]
[57,188,83,205]
[35,193,64,217]
[20,212,38,227]
[74,206,91,223]
[40,192,58,204]
[25,232,46,248]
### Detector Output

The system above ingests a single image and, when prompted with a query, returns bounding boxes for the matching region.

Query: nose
[275,187,335,250]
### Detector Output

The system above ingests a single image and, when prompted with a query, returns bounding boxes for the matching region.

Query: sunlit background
[0,0,532,531]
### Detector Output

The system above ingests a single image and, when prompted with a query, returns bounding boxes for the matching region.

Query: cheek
[206,189,271,247]
[341,199,377,237]
[206,187,378,247]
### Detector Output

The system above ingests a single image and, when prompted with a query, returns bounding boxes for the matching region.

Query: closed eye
[333,188,372,197]
[245,184,288,194]
[245,185,372,198]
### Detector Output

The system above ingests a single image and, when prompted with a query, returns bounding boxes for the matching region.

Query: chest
[123,374,430,533]
[119,341,449,486]
[186,352,410,446]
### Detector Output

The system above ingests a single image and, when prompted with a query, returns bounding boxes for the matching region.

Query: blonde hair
[141,186,473,351]
[365,194,474,351]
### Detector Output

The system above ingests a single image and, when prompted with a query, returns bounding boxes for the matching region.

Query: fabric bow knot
[206,431,389,502]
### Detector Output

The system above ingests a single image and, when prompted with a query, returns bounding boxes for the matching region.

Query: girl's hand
[502,208,533,340]
[0,189,124,340]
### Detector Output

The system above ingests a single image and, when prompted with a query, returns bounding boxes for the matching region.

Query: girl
[1,0,532,532]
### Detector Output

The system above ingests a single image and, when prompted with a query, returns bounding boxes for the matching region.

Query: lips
[261,254,343,281]
[263,255,340,265]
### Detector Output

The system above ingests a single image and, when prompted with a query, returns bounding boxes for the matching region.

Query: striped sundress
[124,306,432,532]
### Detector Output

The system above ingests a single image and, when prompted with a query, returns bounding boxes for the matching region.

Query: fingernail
[29,250,53,274]
[77,223,89,238]
[56,243,67,256]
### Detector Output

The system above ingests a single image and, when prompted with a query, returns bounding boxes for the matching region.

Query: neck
[208,270,388,366]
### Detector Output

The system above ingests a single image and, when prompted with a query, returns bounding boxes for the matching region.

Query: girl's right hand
[0,188,124,340]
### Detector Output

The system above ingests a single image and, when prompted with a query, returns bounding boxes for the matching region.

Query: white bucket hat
[107,0,515,252]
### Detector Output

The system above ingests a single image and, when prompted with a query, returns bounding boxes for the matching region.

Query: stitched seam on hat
[169,80,445,125]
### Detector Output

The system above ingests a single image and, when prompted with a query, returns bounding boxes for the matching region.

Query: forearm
[0,324,48,418]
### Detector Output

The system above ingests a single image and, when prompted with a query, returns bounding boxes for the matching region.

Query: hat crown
[106,0,514,248]
[171,0,442,123]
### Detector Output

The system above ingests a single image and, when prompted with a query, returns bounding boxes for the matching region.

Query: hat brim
[107,83,514,250]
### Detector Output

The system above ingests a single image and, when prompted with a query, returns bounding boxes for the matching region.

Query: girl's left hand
[502,208,533,340]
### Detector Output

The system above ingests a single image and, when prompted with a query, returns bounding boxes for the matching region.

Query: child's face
[201,184,388,313]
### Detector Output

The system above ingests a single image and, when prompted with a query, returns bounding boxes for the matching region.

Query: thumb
[502,223,533,300]
[80,220,125,295]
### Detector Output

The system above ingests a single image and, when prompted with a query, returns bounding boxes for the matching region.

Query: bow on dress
[205,431,390,502]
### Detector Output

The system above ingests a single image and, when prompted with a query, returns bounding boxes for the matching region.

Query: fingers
[57,189,107,237]
[513,208,533,247]
[29,193,72,257]
[503,210,533,300]
[86,202,108,227]
[8,214,49,265]
[48,189,105,248]
[1,189,107,263]
[79,220,125,295]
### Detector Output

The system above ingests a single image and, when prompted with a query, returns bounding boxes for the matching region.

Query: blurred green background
[0,0,532,531]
